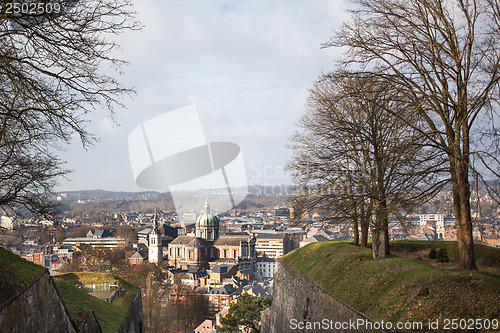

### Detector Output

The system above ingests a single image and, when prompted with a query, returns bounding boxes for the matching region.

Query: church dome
[196,199,219,228]
[196,213,220,227]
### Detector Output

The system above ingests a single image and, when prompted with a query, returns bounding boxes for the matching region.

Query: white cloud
[56,0,347,191]
[96,117,122,137]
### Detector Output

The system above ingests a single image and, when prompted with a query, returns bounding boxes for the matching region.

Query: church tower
[195,198,220,242]
[148,211,162,264]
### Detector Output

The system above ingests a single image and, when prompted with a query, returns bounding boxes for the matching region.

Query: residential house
[128,249,148,265]
[299,234,329,248]
[256,257,275,279]
[194,284,238,312]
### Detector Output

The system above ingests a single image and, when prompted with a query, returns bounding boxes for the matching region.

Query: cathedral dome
[196,199,219,228]
[196,213,220,227]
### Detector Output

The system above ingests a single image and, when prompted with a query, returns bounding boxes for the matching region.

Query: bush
[428,248,437,259]
[436,248,449,262]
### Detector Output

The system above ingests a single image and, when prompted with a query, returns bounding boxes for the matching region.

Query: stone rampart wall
[262,259,391,333]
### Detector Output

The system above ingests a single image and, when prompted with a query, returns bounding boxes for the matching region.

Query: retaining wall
[0,270,77,333]
[262,259,391,333]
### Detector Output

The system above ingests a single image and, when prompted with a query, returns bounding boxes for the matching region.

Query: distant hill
[58,186,293,215]
[59,189,160,200]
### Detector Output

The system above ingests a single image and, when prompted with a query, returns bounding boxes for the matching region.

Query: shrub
[436,248,449,262]
[428,248,437,259]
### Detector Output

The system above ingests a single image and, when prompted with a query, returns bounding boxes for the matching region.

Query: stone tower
[148,211,162,264]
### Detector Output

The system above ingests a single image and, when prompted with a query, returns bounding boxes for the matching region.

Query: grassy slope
[53,272,139,333]
[390,240,500,270]
[0,247,45,306]
[282,241,500,324]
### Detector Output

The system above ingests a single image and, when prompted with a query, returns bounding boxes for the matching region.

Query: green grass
[390,240,500,269]
[0,249,139,332]
[282,241,500,324]
[54,272,119,286]
[53,272,139,333]
[0,247,45,306]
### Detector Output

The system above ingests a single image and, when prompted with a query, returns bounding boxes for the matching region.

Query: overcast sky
[56,0,347,192]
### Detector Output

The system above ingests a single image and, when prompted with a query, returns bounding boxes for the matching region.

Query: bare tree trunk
[384,216,390,255]
[372,227,386,259]
[455,160,477,270]
[372,200,387,259]
[352,198,359,245]
[360,197,369,247]
[448,122,477,270]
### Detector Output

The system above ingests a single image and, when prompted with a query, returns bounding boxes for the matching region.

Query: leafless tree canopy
[288,73,446,257]
[0,0,140,216]
[322,0,500,269]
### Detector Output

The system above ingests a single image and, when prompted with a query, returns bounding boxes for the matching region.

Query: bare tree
[0,0,140,216]
[326,0,500,269]
[288,73,446,258]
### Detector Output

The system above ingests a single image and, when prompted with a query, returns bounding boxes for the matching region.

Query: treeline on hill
[59,192,291,219]
[66,194,175,219]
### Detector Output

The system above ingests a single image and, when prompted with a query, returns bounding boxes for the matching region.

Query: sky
[56,0,347,193]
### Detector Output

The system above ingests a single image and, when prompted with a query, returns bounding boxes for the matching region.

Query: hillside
[0,247,45,306]
[0,249,142,333]
[53,272,139,333]
[282,241,500,326]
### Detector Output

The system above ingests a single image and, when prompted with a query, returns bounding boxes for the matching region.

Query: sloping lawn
[0,247,45,307]
[53,272,139,333]
[282,241,500,324]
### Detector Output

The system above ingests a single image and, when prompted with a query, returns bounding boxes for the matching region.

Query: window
[223,249,227,258]
[234,250,238,258]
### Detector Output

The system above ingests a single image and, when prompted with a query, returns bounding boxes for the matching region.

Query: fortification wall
[77,310,102,333]
[0,270,76,333]
[0,267,142,333]
[262,260,390,333]
[118,289,144,333]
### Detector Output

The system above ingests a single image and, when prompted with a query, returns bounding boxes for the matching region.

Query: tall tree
[288,73,446,258]
[218,294,271,333]
[0,0,140,216]
[326,0,500,269]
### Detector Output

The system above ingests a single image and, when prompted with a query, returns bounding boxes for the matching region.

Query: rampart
[262,259,391,333]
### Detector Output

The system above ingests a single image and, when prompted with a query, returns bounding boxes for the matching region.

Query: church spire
[153,209,157,231]
[204,197,210,215]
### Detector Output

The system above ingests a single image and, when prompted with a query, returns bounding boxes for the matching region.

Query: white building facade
[256,257,275,279]
[149,215,163,264]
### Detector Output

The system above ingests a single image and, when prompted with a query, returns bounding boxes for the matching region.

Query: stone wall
[0,269,76,333]
[76,311,102,333]
[118,289,144,333]
[0,267,143,333]
[262,260,391,333]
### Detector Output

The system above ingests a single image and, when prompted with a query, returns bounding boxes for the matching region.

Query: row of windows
[257,264,275,268]
[169,247,212,258]
[221,249,239,258]
[169,247,248,259]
